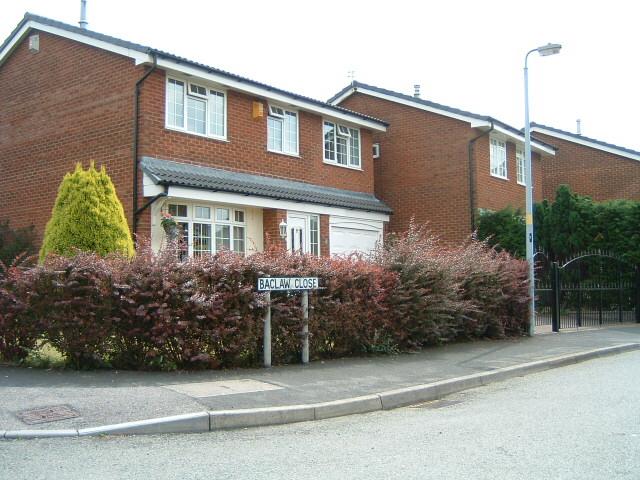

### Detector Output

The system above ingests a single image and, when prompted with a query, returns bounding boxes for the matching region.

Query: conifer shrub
[39,163,134,261]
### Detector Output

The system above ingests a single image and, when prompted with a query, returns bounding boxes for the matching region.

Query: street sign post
[258,277,320,367]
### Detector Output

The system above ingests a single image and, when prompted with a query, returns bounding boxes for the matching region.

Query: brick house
[531,123,640,202]
[329,82,556,245]
[0,14,391,258]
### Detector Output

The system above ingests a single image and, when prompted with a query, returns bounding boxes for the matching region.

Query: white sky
[3,0,639,151]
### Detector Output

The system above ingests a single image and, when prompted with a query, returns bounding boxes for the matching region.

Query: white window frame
[267,104,299,156]
[165,75,227,140]
[490,136,507,179]
[323,120,362,170]
[516,147,525,186]
[164,201,246,257]
[287,212,321,256]
[372,143,380,159]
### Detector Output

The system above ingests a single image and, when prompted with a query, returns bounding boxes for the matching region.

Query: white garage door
[330,224,382,256]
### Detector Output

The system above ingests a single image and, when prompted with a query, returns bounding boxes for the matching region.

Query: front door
[287,215,306,253]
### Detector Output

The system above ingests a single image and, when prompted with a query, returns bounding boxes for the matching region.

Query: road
[2,351,639,479]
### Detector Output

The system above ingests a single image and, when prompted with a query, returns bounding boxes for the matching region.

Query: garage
[329,217,384,256]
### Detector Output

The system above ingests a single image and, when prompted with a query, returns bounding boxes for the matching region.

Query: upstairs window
[516,147,525,185]
[166,77,226,139]
[490,137,507,179]
[323,121,361,168]
[267,105,298,155]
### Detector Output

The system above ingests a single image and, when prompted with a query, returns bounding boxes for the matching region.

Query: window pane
[234,210,245,223]
[324,122,335,161]
[216,208,230,221]
[336,136,348,165]
[516,149,525,184]
[490,138,507,178]
[233,226,245,255]
[195,206,210,219]
[209,90,225,137]
[178,221,189,261]
[284,111,298,154]
[167,79,184,128]
[268,116,283,152]
[187,96,206,134]
[168,204,188,217]
[349,128,360,167]
[215,224,231,251]
[309,216,319,256]
[193,223,212,257]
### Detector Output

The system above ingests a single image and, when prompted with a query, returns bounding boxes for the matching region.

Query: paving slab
[1,324,639,432]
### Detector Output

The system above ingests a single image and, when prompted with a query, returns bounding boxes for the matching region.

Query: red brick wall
[0,31,376,249]
[533,132,640,202]
[475,136,543,213]
[262,209,287,251]
[338,93,543,245]
[137,70,375,194]
[0,30,141,244]
[320,214,330,257]
[339,93,473,244]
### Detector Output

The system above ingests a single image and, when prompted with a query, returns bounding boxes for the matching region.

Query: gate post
[551,261,560,332]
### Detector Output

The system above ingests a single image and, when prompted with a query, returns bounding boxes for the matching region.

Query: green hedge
[477,185,640,263]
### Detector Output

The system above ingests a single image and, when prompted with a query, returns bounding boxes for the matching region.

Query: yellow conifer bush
[39,163,134,261]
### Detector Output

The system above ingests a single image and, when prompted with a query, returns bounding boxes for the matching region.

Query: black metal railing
[535,252,640,331]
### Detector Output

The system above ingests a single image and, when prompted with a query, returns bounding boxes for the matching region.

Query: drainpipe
[132,51,158,237]
[467,121,494,233]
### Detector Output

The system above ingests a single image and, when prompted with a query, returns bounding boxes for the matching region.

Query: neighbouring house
[0,14,391,258]
[329,81,556,245]
[531,123,640,202]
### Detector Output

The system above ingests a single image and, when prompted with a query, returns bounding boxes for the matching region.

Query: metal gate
[535,252,640,331]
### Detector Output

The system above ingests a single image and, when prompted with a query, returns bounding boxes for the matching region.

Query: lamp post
[524,43,562,336]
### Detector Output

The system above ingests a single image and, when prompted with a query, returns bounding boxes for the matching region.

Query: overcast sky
[3,0,638,151]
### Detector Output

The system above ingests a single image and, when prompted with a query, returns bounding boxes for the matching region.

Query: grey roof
[531,122,640,158]
[141,157,392,214]
[329,81,556,151]
[1,13,387,128]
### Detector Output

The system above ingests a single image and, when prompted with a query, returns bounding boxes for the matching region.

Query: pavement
[1,324,639,438]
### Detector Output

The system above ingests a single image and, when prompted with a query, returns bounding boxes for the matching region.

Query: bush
[478,186,640,263]
[40,163,134,261]
[0,230,530,370]
[476,207,526,258]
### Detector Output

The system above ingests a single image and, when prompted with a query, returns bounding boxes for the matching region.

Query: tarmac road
[1,350,639,479]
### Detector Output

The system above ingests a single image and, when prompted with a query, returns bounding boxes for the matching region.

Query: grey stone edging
[3,342,638,440]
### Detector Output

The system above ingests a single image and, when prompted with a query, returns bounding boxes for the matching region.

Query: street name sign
[257,277,319,291]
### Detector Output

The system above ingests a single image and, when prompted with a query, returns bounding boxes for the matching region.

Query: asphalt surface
[2,349,638,479]
[0,325,639,431]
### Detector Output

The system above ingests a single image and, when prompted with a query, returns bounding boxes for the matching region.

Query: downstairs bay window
[165,202,246,257]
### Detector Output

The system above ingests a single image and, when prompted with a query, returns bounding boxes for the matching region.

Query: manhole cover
[164,379,283,398]
[16,405,80,425]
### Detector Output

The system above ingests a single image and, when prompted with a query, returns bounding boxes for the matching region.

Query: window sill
[323,160,362,171]
[490,173,509,181]
[517,181,526,187]
[267,149,301,159]
[165,125,229,143]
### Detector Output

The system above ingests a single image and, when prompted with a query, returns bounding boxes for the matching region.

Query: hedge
[0,227,530,370]
[477,185,640,263]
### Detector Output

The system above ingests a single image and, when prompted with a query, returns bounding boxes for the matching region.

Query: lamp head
[279,220,288,239]
[537,43,562,56]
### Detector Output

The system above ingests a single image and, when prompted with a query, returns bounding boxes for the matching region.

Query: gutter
[467,121,494,233]
[132,51,158,236]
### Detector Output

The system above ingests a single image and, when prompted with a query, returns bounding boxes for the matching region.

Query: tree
[39,163,134,261]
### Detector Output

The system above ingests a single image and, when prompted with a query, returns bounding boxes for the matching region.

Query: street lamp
[524,43,562,336]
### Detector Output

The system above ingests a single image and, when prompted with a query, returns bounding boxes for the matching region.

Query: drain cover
[16,405,80,425]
